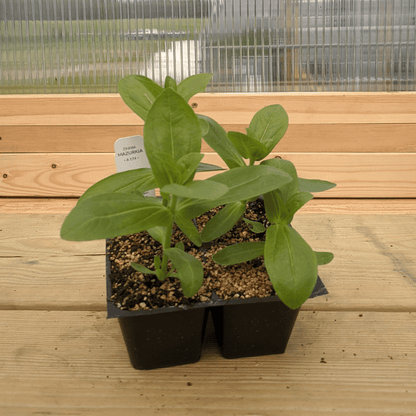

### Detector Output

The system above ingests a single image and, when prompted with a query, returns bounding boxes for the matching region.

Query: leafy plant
[60,73,293,298]
[199,107,336,309]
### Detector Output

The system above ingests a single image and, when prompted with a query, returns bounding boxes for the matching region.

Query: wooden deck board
[2,92,416,126]
[2,153,416,198]
[1,208,415,312]
[1,198,415,215]
[0,310,415,415]
[3,124,416,153]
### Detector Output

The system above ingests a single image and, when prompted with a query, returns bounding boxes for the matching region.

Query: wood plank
[1,213,416,311]
[2,153,416,198]
[0,310,415,415]
[1,198,416,215]
[2,123,416,153]
[1,92,416,126]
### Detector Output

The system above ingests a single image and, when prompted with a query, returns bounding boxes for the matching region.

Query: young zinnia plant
[194,102,336,309]
[60,74,293,298]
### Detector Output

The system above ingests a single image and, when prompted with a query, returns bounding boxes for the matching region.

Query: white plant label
[114,135,155,197]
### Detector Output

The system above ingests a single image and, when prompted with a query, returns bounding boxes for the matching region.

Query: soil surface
[107,199,277,311]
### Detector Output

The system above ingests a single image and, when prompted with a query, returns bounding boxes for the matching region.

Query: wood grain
[2,153,416,198]
[1,212,415,311]
[2,123,416,153]
[1,92,416,125]
[1,198,416,215]
[0,310,415,415]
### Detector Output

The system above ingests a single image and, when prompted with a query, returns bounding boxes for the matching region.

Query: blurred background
[1,0,415,93]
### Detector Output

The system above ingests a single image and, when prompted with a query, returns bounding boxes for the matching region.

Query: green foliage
[61,72,336,309]
[264,224,318,310]
[203,100,336,309]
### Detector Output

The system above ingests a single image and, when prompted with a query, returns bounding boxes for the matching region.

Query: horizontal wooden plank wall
[1,92,416,198]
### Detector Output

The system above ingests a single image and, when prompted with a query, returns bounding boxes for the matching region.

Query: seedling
[198,105,336,309]
[61,74,293,298]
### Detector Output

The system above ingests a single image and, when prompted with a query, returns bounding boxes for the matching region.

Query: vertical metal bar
[223,0,229,91]
[375,0,380,91]
[67,0,75,92]
[74,0,82,92]
[104,0,111,92]
[298,0,303,91]
[328,0,333,90]
[405,0,412,91]
[30,0,41,93]
[367,0,372,90]
[230,0,236,92]
[150,2,156,81]
[1,1,7,92]
[314,0,318,90]
[351,0,356,91]
[184,0,191,78]
[322,0,326,90]
[58,0,68,92]
[390,0,395,89]
[306,0,311,91]
[397,0,404,90]
[7,1,17,92]
[23,0,33,91]
[238,0,243,92]
[291,0,296,91]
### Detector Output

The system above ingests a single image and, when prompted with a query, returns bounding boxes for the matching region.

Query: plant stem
[160,195,177,278]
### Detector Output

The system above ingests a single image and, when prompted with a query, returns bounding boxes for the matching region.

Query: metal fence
[1,0,415,93]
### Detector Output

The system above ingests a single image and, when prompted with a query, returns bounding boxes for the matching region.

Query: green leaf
[174,213,202,247]
[177,73,213,102]
[227,131,270,162]
[198,117,210,136]
[209,165,293,205]
[144,88,202,166]
[315,251,334,265]
[261,158,299,203]
[249,104,289,152]
[284,192,314,222]
[175,241,185,251]
[264,224,318,310]
[263,189,287,224]
[197,114,245,169]
[78,169,157,203]
[164,248,204,297]
[298,178,337,193]
[176,165,293,218]
[118,75,163,121]
[147,226,166,245]
[60,193,172,241]
[177,153,204,184]
[131,263,155,275]
[243,218,266,233]
[213,241,265,265]
[245,126,256,138]
[161,180,228,200]
[164,76,177,90]
[148,152,183,188]
[201,201,246,243]
[196,162,225,172]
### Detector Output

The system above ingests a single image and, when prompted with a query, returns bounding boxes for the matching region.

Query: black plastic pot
[117,308,208,370]
[210,297,300,359]
[106,249,328,368]
[106,255,209,370]
[210,276,327,360]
